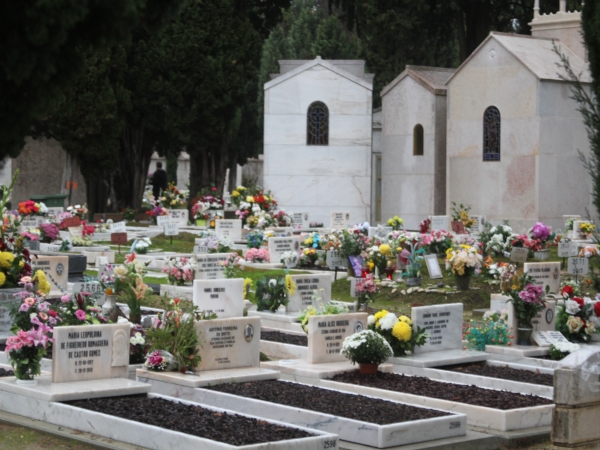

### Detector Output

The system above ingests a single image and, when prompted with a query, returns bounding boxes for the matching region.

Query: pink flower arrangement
[22,231,39,241]
[75,309,87,320]
[530,222,553,245]
[245,248,270,263]
[39,223,60,242]
[145,350,168,371]
[518,284,545,305]
[161,257,198,286]
[356,274,378,296]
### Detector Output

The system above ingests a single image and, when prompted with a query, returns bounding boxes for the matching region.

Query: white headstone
[292,212,309,228]
[32,255,68,296]
[307,313,368,364]
[51,323,130,383]
[267,236,301,263]
[192,278,244,318]
[46,207,64,220]
[430,216,450,231]
[194,253,230,279]
[330,212,350,229]
[412,303,463,353]
[68,226,83,238]
[287,274,332,312]
[469,215,485,233]
[215,219,242,240]
[166,209,189,225]
[524,262,561,294]
[510,247,529,263]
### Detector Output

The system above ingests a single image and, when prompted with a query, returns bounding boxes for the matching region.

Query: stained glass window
[483,106,501,161]
[413,124,424,155]
[307,101,329,146]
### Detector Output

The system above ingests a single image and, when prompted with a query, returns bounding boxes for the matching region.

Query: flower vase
[358,363,378,375]
[516,325,533,346]
[285,260,297,269]
[455,275,471,291]
[195,219,206,227]
[102,294,117,317]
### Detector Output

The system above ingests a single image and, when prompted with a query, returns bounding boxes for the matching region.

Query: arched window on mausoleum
[307,101,329,146]
[413,124,424,155]
[483,106,501,161]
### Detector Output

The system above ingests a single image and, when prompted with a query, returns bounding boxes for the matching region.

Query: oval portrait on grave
[354,322,363,333]
[553,267,559,280]
[244,324,254,342]
[56,263,64,275]
[545,309,554,325]
[294,241,299,251]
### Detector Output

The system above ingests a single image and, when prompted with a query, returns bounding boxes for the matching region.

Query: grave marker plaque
[111,232,128,245]
[51,323,129,383]
[430,216,450,232]
[532,300,556,332]
[194,253,230,279]
[166,209,188,225]
[307,313,368,364]
[164,222,179,236]
[368,226,392,240]
[558,242,578,257]
[193,278,244,318]
[568,257,589,275]
[326,250,346,270]
[32,255,68,296]
[287,273,332,312]
[68,226,83,238]
[524,262,561,294]
[215,219,242,240]
[62,217,81,228]
[292,212,309,228]
[412,303,463,353]
[267,236,301,263]
[510,247,529,263]
[39,243,61,253]
[110,221,127,233]
[469,215,486,233]
[330,212,350,229]
[156,215,172,226]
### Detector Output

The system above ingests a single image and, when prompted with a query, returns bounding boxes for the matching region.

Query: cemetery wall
[381,75,446,230]
[263,60,373,225]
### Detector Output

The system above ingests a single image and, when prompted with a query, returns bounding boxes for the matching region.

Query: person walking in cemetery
[151,162,168,201]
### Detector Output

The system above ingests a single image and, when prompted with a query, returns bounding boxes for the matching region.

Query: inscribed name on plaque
[568,257,589,275]
[412,303,463,353]
[558,242,578,257]
[307,313,368,364]
[326,250,346,270]
[292,212,309,228]
[330,212,350,229]
[287,273,332,312]
[167,209,189,225]
[194,253,230,279]
[510,247,529,263]
[524,262,561,294]
[193,278,244,318]
[469,215,485,233]
[215,219,242,240]
[51,323,130,383]
[32,255,68,296]
[194,316,260,371]
[164,222,179,236]
[156,215,172,226]
[110,222,127,233]
[430,216,449,232]
[267,236,301,263]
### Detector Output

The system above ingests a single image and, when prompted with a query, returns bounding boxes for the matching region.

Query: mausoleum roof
[446,32,591,85]
[265,57,373,91]
[381,66,455,97]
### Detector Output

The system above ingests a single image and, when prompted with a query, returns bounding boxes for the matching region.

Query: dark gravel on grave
[261,330,307,347]
[440,363,554,387]
[0,368,14,377]
[66,395,313,445]
[330,371,553,410]
[207,380,451,424]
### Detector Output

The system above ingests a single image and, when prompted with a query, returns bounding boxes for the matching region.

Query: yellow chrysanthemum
[368,261,375,270]
[0,272,6,287]
[379,244,391,256]
[243,278,253,299]
[285,274,297,296]
[0,252,15,269]
[246,196,255,203]
[398,315,412,326]
[373,310,389,328]
[231,190,240,197]
[392,321,412,342]
[35,270,51,295]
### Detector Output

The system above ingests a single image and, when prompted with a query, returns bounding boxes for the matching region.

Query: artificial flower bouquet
[422,230,453,255]
[232,185,279,228]
[386,215,404,231]
[450,202,476,230]
[218,252,242,278]
[556,283,598,343]
[296,248,320,268]
[579,222,596,235]
[129,324,148,364]
[339,229,371,259]
[66,204,88,219]
[255,273,296,312]
[303,232,323,250]
[80,220,96,237]
[113,253,151,323]
[245,247,269,263]
[159,183,188,209]
[580,246,598,258]
[134,237,152,254]
[196,234,219,253]
[549,341,581,360]
[38,223,60,243]
[445,244,482,277]
[144,349,178,371]
[161,256,197,286]
[367,244,392,276]
[507,274,547,328]
[272,210,293,227]
[71,236,94,247]
[419,218,431,233]
[280,250,299,268]
[355,274,379,310]
[341,330,393,366]
[480,223,514,256]
[399,240,424,280]
[246,231,265,249]
[463,311,512,351]
[145,205,169,223]
[56,292,109,326]
[529,222,555,248]
[18,200,47,217]
[369,310,427,356]
[191,201,211,220]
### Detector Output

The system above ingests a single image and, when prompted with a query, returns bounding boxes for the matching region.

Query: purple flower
[75,309,86,321]
[37,302,49,312]
[18,303,30,312]
[518,284,544,304]
[531,222,551,242]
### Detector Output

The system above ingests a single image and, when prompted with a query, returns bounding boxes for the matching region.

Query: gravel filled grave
[261,330,307,347]
[67,395,313,446]
[330,371,553,410]
[0,368,14,377]
[440,363,554,386]
[207,380,451,424]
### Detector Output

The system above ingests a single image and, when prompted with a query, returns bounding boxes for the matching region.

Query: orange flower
[105,287,114,295]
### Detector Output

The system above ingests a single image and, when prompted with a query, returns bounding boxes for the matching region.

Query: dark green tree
[0,0,187,160]
[312,15,361,59]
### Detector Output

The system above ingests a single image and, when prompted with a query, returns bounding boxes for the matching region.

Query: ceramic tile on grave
[286,274,332,312]
[267,236,301,263]
[193,279,244,318]
[215,219,242,240]
[524,262,561,295]
[194,253,230,279]
[411,303,463,353]
[32,255,68,296]
[52,323,130,383]
[194,316,260,371]
[307,313,368,364]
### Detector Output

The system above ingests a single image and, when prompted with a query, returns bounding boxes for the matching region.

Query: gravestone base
[0,376,150,402]
[260,359,394,380]
[248,310,304,332]
[486,345,550,358]
[388,349,488,368]
[160,284,193,301]
[136,367,279,389]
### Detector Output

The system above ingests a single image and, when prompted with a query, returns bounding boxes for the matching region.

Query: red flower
[595,302,600,317]
[48,310,58,317]
[211,187,217,191]
[561,285,574,298]
[574,297,584,307]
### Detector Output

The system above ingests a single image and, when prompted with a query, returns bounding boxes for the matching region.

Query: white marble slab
[160,284,193,300]
[388,349,488,368]
[0,390,336,450]
[137,367,279,388]
[391,365,553,398]
[248,310,304,332]
[0,376,150,401]
[192,383,467,448]
[412,304,463,353]
[486,354,564,370]
[260,359,393,380]
[260,336,308,360]
[193,278,244,318]
[287,273,332,312]
[486,359,554,375]
[318,380,554,432]
[485,345,550,357]
[307,313,368,364]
